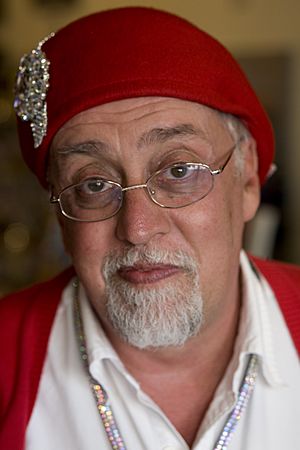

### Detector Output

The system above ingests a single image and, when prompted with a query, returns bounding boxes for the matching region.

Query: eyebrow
[54,140,110,157]
[137,123,206,149]
[53,123,206,158]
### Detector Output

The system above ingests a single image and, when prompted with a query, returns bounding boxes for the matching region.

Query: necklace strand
[73,279,258,450]
[74,281,127,450]
[213,354,258,449]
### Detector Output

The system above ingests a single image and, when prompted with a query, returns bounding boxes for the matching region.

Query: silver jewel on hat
[13,32,55,148]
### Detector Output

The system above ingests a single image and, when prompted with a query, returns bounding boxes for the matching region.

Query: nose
[115,186,171,245]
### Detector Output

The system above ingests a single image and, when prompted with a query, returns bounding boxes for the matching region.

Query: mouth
[117,264,182,285]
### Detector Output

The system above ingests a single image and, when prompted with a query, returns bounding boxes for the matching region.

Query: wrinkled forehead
[53,97,227,134]
[50,97,232,154]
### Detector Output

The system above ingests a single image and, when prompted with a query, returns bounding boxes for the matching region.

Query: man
[1,6,299,450]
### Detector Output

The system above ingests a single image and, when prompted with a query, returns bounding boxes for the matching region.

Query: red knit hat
[14,6,274,187]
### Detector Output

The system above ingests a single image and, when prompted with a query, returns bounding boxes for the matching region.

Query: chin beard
[102,247,204,349]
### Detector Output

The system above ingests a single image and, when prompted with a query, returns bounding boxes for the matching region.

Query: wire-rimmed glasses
[50,143,236,222]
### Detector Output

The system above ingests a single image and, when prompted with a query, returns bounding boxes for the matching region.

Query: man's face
[50,97,260,347]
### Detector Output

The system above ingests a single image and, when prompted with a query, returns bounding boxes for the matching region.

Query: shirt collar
[237,251,285,387]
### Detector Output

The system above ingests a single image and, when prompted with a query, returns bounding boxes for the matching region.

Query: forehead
[51,97,229,147]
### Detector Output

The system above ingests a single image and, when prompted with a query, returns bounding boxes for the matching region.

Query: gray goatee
[102,247,204,349]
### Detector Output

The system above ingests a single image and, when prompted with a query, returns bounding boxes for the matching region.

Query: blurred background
[1,0,300,296]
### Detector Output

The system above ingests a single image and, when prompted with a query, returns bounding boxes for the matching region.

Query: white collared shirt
[26,252,300,449]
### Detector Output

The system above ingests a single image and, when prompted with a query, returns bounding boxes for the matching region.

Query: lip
[117,264,181,284]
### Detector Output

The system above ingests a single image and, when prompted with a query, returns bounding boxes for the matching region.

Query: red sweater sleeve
[0,267,74,450]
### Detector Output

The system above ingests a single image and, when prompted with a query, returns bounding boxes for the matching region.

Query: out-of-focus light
[4,222,30,253]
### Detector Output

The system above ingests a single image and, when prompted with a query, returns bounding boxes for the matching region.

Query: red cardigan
[0,258,299,450]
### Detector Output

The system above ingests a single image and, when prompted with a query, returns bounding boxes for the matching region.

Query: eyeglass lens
[148,163,213,207]
[58,163,214,222]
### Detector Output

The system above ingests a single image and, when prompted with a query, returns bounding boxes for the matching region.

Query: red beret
[14,6,274,187]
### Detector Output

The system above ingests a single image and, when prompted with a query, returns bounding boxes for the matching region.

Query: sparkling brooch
[13,33,55,148]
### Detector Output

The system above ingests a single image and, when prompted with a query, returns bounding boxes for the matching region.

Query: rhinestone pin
[13,33,55,148]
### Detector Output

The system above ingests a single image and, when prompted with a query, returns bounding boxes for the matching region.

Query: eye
[80,178,111,194]
[164,163,197,181]
[151,162,209,195]
[71,178,120,209]
[169,165,189,179]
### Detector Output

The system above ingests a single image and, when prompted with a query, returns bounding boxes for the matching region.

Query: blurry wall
[0,0,300,294]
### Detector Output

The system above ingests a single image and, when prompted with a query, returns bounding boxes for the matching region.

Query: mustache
[102,246,199,278]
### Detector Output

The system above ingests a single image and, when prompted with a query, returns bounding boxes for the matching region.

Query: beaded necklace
[73,280,258,450]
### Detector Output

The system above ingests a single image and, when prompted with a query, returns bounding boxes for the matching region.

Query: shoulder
[0,267,75,319]
[249,255,300,353]
[0,267,75,389]
[0,266,75,365]
[0,267,75,436]
[250,255,300,285]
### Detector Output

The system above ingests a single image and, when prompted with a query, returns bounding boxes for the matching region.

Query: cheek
[59,219,115,275]
[178,187,244,252]
[173,184,243,282]
[172,187,244,317]
[61,220,120,306]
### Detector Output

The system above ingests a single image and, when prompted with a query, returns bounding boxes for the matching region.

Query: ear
[241,138,261,223]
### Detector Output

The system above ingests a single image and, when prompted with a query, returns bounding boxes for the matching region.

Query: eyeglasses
[50,143,236,222]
